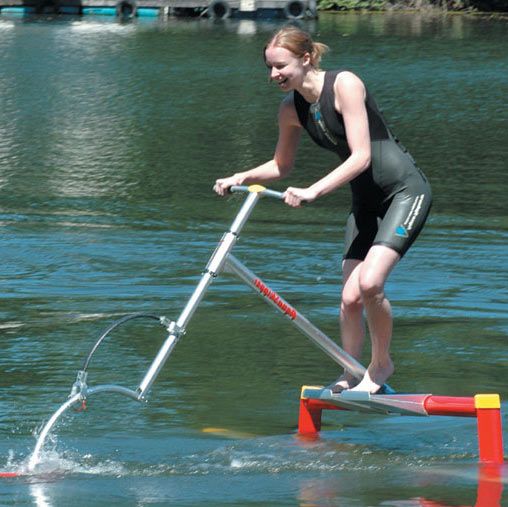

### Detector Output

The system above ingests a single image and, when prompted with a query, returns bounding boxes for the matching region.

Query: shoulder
[332,71,366,111]
[333,70,366,96]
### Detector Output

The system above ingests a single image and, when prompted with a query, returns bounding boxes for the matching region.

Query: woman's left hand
[283,187,318,207]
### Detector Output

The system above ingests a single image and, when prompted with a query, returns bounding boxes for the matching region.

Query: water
[0,11,507,506]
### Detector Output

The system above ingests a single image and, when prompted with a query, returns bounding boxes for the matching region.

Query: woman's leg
[351,245,400,393]
[329,258,365,392]
[339,184,431,393]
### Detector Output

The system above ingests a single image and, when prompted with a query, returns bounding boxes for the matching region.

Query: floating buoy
[116,0,137,17]
[283,0,305,19]
[207,0,231,19]
[82,7,117,15]
[137,7,159,16]
[0,6,35,14]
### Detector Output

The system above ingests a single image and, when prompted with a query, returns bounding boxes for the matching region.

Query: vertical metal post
[137,191,262,399]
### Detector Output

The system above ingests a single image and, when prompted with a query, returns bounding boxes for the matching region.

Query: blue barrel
[137,7,158,16]
[82,6,117,15]
[0,6,35,14]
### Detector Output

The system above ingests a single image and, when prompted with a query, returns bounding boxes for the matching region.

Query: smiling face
[264,44,310,92]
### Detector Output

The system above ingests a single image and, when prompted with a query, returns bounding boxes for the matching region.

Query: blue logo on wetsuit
[395,225,409,238]
[310,103,338,146]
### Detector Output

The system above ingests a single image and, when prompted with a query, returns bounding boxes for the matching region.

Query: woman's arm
[284,72,371,207]
[214,95,302,195]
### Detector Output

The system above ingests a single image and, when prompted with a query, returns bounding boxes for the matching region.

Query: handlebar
[229,185,284,200]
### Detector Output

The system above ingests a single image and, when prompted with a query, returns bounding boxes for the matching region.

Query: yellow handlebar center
[248,184,266,193]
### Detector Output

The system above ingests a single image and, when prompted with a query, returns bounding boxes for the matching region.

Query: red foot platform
[298,387,505,465]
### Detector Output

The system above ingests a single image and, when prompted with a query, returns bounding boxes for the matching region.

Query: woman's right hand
[213,174,244,196]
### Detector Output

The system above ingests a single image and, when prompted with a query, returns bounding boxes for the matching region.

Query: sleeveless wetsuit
[294,70,432,259]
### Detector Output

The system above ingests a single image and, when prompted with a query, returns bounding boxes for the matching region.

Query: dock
[0,0,317,19]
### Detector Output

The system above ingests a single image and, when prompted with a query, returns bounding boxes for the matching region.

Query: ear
[302,52,312,68]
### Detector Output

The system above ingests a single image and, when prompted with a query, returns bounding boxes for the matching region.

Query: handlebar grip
[229,185,249,194]
[229,185,284,200]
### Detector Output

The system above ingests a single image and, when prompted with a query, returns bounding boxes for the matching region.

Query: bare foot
[351,361,394,394]
[327,373,359,394]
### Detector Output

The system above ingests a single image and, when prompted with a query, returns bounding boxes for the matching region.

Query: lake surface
[0,10,507,506]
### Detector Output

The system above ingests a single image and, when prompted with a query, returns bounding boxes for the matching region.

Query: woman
[214,26,432,394]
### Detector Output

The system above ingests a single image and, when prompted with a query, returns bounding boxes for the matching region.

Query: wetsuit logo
[395,225,409,238]
[396,194,426,237]
[310,103,338,147]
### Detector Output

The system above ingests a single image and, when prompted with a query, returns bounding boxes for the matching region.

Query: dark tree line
[318,0,508,11]
[467,0,507,10]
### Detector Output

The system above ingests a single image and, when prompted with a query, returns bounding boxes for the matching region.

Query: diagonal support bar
[225,254,367,381]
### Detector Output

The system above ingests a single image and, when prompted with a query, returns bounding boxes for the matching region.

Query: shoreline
[316,1,508,14]
[319,8,508,17]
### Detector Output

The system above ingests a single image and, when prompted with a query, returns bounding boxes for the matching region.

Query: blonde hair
[265,26,329,69]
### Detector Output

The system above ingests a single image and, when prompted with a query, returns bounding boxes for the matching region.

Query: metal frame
[30,184,372,470]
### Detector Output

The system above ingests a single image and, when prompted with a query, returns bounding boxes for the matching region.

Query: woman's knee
[341,259,363,312]
[358,272,384,301]
[341,285,363,313]
[358,245,399,301]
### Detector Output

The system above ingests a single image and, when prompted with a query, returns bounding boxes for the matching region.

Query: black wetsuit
[294,70,432,259]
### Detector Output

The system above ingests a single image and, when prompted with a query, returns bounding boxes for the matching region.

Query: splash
[2,445,129,481]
